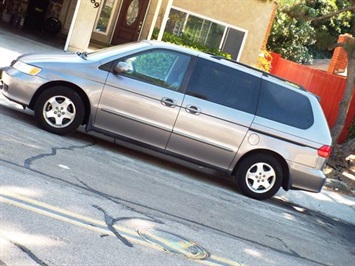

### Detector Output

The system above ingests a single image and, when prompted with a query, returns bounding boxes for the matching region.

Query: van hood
[17,52,86,65]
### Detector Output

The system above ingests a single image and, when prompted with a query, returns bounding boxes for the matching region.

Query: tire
[34,86,84,135]
[235,154,283,200]
[43,17,61,35]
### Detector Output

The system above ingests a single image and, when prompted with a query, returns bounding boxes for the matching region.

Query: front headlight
[13,61,42,75]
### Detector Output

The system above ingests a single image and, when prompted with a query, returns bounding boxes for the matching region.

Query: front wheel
[34,86,84,135]
[235,154,283,200]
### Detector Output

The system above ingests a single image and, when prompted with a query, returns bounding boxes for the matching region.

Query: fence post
[328,34,351,75]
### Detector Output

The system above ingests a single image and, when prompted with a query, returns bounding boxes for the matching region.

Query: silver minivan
[0,41,332,200]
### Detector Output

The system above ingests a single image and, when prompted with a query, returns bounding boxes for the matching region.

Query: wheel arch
[232,149,291,191]
[28,81,91,125]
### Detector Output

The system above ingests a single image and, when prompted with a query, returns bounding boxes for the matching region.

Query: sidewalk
[275,188,354,224]
[1,26,354,225]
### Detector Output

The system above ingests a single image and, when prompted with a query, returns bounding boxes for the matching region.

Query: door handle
[185,105,201,115]
[161,97,177,108]
[137,21,143,34]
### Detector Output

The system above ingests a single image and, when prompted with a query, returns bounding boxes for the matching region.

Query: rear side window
[186,58,260,114]
[257,80,314,129]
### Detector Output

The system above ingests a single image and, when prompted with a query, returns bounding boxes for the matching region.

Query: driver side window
[119,49,191,90]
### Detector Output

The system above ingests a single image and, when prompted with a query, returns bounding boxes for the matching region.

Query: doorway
[23,0,50,32]
[111,0,150,45]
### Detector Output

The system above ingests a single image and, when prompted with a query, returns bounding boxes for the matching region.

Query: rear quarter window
[256,80,314,129]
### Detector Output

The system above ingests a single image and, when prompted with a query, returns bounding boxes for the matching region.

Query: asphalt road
[1,95,354,266]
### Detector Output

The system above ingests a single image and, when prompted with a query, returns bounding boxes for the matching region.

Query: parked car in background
[0,41,332,200]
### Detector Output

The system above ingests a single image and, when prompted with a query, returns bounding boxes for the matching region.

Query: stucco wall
[140,0,159,40]
[66,1,98,51]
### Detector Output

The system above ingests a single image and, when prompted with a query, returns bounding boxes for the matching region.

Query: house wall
[62,0,274,65]
[101,0,275,65]
[169,0,275,65]
[140,0,160,40]
[65,1,98,51]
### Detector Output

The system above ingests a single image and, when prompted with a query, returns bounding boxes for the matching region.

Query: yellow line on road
[0,190,243,266]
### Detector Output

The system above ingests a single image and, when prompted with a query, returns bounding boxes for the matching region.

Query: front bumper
[0,66,46,107]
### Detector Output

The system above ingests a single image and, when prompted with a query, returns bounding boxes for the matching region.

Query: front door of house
[111,0,150,45]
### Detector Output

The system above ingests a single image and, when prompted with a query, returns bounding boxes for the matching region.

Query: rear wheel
[34,86,84,135]
[235,154,283,200]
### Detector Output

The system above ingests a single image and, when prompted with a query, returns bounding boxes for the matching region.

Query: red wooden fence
[270,53,354,143]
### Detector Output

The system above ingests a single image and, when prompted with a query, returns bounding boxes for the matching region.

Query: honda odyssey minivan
[0,41,332,200]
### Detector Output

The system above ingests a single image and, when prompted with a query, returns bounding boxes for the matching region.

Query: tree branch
[328,42,345,51]
[288,4,355,22]
[331,49,355,143]
[307,5,355,22]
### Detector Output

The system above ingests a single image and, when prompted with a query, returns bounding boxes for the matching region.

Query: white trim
[237,31,248,62]
[94,0,120,36]
[204,21,212,46]
[138,0,152,40]
[157,0,174,41]
[171,6,248,34]
[147,0,163,40]
[64,0,81,51]
[219,27,228,50]
[182,13,188,30]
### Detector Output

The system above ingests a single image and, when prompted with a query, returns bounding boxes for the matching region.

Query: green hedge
[152,29,231,59]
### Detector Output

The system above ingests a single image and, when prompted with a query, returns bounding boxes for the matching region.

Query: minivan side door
[166,58,261,170]
[94,49,191,149]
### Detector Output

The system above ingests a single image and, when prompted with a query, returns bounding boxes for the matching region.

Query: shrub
[152,29,231,59]
[253,50,272,72]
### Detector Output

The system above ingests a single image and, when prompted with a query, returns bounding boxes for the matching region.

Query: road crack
[78,179,164,225]
[92,205,133,247]
[24,141,97,169]
[0,234,48,266]
[266,234,301,257]
[265,234,328,266]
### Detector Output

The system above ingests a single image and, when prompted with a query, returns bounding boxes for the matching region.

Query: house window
[165,8,247,61]
[126,0,139,26]
[95,0,117,33]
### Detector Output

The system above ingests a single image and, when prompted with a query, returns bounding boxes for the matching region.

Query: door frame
[91,0,121,43]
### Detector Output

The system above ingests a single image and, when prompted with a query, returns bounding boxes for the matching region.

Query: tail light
[318,145,332,158]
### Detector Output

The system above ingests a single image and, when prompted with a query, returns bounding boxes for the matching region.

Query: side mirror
[113,62,129,74]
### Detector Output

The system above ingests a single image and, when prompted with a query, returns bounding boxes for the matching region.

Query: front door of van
[94,49,191,149]
[111,0,150,45]
[166,58,261,170]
